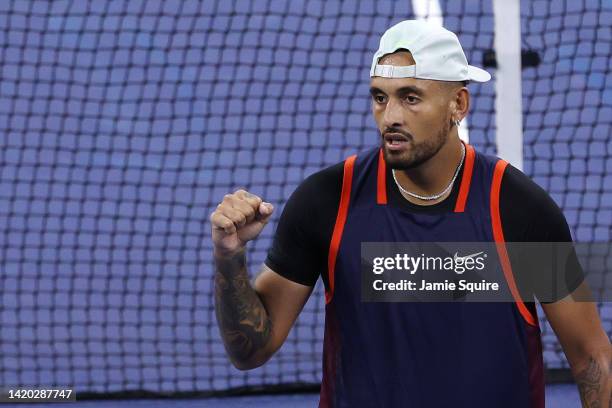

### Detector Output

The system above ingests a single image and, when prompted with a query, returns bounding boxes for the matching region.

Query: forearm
[214,247,272,369]
[571,350,611,408]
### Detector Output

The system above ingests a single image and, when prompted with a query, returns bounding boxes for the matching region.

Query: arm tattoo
[214,249,272,365]
[575,357,603,408]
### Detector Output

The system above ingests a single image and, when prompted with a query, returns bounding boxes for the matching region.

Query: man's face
[370,51,457,169]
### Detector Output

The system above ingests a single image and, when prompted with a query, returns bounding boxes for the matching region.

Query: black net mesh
[520,0,611,370]
[0,0,609,396]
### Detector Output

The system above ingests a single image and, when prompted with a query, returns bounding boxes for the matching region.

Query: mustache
[382,128,413,139]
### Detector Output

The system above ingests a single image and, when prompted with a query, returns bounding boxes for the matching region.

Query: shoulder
[501,164,561,215]
[295,148,379,207]
[278,160,346,231]
[498,162,572,242]
[473,150,558,213]
[285,161,345,214]
[501,163,545,195]
[297,161,345,195]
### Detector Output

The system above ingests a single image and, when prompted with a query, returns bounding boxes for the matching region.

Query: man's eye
[405,95,418,103]
[374,95,386,103]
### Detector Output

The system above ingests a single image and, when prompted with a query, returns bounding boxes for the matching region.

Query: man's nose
[382,98,404,128]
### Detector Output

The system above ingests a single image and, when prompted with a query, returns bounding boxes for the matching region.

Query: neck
[394,135,464,205]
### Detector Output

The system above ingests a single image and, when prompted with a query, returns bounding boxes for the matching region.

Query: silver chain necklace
[392,143,466,201]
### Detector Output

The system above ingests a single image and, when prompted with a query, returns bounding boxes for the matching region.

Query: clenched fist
[210,189,274,257]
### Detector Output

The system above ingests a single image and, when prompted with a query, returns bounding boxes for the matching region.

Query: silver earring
[454,119,461,127]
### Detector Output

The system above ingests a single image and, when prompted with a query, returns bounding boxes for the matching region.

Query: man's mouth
[384,133,410,151]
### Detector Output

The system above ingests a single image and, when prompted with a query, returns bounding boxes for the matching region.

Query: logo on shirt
[452,251,487,274]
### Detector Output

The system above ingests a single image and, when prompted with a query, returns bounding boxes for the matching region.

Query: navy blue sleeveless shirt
[319,144,544,408]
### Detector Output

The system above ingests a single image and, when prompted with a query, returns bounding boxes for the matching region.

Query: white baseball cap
[370,20,491,83]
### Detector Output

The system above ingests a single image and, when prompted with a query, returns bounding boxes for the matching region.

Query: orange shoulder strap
[325,155,356,304]
[490,159,538,327]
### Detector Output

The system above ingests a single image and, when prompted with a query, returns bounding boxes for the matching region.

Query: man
[210,20,610,407]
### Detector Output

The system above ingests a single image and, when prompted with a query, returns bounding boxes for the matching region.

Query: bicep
[254,264,314,355]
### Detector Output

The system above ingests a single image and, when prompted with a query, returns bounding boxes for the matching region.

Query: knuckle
[248,192,261,201]
[236,200,251,211]
[245,201,257,213]
[228,211,241,223]
[245,192,261,206]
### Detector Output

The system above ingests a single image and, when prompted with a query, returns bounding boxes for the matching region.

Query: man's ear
[453,87,470,122]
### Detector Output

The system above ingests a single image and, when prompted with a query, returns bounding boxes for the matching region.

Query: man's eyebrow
[369,85,425,96]
[397,86,425,96]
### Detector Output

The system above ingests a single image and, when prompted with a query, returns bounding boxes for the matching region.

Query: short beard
[382,121,450,170]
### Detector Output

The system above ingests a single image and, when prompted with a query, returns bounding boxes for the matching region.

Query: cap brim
[467,65,491,82]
